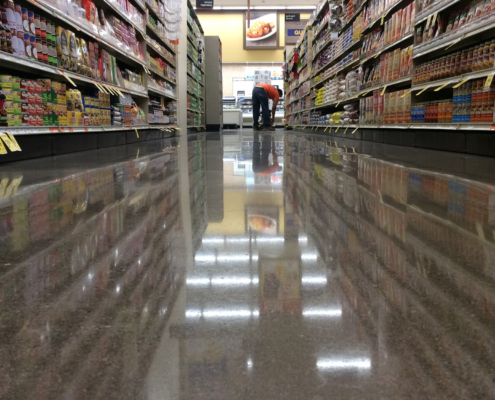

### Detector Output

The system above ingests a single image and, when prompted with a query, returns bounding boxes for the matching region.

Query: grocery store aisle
[2,130,495,399]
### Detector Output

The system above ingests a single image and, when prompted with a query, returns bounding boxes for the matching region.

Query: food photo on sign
[243,12,280,49]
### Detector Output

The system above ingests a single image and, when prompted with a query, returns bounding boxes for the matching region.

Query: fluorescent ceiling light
[221,6,248,9]
[287,6,316,9]
[316,358,371,370]
[301,276,327,285]
[298,236,308,244]
[213,6,222,9]
[253,6,285,9]
[302,308,342,317]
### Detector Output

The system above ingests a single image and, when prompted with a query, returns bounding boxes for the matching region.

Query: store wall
[197,12,311,63]
[223,63,283,96]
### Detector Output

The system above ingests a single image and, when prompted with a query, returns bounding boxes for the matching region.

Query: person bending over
[252,83,283,131]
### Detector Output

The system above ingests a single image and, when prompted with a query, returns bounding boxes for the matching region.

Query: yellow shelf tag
[60,71,77,87]
[453,78,471,89]
[381,85,387,95]
[135,128,139,138]
[432,12,438,26]
[425,15,432,30]
[6,133,21,151]
[485,74,494,87]
[445,38,461,50]
[344,126,348,134]
[434,82,450,91]
[136,149,140,159]
[0,133,18,152]
[336,127,339,132]
[400,89,412,97]
[416,86,430,95]
[324,126,329,131]
[336,102,340,107]
[352,126,358,134]
[362,91,370,97]
[0,138,7,155]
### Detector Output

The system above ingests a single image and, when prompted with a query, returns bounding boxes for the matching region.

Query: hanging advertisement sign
[244,12,280,50]
[196,0,213,8]
[285,19,308,45]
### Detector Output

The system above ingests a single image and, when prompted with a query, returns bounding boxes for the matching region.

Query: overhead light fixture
[302,308,342,317]
[253,6,285,9]
[220,6,248,9]
[286,6,316,9]
[316,358,371,370]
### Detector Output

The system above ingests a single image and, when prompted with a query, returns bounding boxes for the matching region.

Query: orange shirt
[256,83,279,102]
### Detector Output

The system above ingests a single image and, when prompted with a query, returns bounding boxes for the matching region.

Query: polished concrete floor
[2,129,495,399]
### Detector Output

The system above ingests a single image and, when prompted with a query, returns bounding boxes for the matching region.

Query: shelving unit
[186,0,206,132]
[205,36,223,131]
[285,0,495,155]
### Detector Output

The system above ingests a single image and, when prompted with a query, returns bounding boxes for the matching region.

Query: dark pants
[252,133,272,172]
[252,87,270,128]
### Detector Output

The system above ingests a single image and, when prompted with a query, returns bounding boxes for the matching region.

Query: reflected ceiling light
[185,308,259,319]
[187,276,259,286]
[185,309,202,318]
[298,236,308,244]
[316,358,371,370]
[203,309,252,318]
[255,237,284,243]
[202,237,225,244]
[226,237,250,244]
[211,277,253,285]
[252,254,259,261]
[195,254,216,262]
[220,6,248,9]
[301,253,318,261]
[217,254,250,262]
[301,276,327,285]
[247,358,253,370]
[115,284,121,293]
[186,277,211,286]
[302,308,342,317]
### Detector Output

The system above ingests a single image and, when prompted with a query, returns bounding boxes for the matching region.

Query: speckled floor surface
[1,129,495,399]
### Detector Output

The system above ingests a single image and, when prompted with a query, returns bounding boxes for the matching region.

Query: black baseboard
[0,129,176,164]
[206,124,221,131]
[292,127,495,157]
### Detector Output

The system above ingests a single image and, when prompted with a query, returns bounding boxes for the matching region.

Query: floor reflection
[1,131,495,399]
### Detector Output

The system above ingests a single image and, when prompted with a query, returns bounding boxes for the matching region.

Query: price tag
[434,82,451,91]
[324,126,329,131]
[374,51,382,58]
[59,71,77,87]
[453,77,472,88]
[445,38,462,50]
[0,133,18,152]
[6,133,21,151]
[400,89,412,97]
[432,12,438,26]
[416,86,430,95]
[336,126,339,132]
[344,126,348,134]
[381,85,387,95]
[485,74,494,87]
[135,128,139,138]
[425,15,432,30]
[352,126,358,134]
[336,102,340,107]
[0,138,7,155]
[136,149,140,159]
